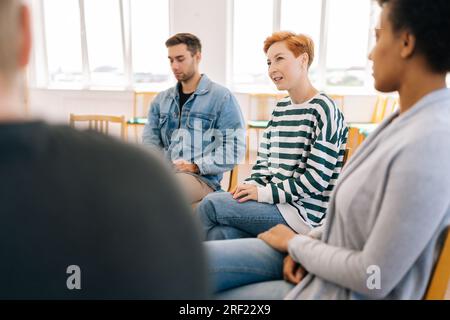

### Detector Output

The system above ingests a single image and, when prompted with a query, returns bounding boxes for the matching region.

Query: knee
[197,193,216,225]
[197,191,233,225]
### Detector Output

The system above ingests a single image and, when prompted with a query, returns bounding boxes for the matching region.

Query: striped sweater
[245,93,348,234]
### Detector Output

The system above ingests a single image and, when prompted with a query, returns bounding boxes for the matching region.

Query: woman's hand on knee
[283,255,306,285]
[232,183,258,203]
[257,224,296,252]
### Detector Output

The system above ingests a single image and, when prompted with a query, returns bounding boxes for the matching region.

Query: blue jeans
[205,238,295,299]
[197,191,287,240]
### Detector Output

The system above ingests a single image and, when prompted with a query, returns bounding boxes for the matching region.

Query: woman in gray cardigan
[205,0,450,299]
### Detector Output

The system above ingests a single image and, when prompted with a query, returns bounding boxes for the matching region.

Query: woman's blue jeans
[205,238,295,299]
[197,191,287,240]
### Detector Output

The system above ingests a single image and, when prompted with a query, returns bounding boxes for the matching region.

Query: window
[232,0,273,87]
[37,0,170,88]
[232,0,380,91]
[84,0,125,86]
[280,0,322,83]
[325,0,371,87]
[131,0,170,86]
[43,0,83,84]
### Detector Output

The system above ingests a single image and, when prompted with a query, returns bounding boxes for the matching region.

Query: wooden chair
[129,91,159,142]
[346,127,366,154]
[227,165,239,192]
[343,148,351,167]
[132,91,158,120]
[424,227,450,300]
[371,95,399,123]
[69,114,127,141]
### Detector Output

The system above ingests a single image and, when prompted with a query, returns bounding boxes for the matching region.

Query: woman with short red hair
[197,32,348,241]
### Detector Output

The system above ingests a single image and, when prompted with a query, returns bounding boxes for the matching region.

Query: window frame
[30,0,172,90]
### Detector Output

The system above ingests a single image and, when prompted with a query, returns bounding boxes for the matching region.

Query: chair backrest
[424,226,450,300]
[346,127,365,153]
[133,91,158,119]
[342,148,351,167]
[69,114,127,140]
[371,95,399,123]
[227,165,239,192]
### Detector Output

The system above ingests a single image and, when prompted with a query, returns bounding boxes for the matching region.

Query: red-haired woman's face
[266,41,307,91]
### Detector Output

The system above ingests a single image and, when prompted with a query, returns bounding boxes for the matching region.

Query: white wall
[171,0,229,85]
[29,89,134,123]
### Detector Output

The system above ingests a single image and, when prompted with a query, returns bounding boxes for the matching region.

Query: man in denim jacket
[143,33,245,205]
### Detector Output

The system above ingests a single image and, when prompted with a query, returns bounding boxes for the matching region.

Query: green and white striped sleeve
[244,123,273,187]
[257,133,343,203]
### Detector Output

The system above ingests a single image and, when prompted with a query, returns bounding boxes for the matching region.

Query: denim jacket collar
[169,74,211,101]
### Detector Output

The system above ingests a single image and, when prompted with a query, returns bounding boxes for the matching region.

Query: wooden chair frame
[70,114,127,140]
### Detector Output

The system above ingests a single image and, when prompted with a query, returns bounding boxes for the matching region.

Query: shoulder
[378,104,450,174]
[309,93,339,113]
[154,86,176,103]
[275,95,292,107]
[196,74,237,104]
[304,93,344,124]
[207,80,235,100]
[403,107,450,150]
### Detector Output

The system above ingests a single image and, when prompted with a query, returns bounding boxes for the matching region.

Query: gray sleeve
[307,225,324,239]
[287,134,450,298]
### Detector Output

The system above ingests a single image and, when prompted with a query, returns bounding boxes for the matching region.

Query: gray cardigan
[286,88,450,300]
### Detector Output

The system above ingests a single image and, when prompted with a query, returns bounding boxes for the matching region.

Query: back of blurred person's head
[0,0,30,88]
[0,1,209,299]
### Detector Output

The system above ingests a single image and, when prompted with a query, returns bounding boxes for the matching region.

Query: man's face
[167,44,200,82]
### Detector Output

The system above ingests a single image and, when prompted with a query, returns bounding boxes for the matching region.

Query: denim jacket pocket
[186,112,215,131]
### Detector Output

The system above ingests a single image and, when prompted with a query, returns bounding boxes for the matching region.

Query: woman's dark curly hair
[377,0,450,73]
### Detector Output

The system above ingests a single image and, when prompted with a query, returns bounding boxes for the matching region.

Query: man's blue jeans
[197,191,287,240]
[205,238,295,299]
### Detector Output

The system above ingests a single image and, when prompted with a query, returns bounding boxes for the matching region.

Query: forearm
[195,157,235,176]
[287,235,374,297]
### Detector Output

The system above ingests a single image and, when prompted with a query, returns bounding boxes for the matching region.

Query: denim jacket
[142,74,246,190]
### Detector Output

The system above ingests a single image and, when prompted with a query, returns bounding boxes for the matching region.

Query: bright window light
[131,0,170,86]
[233,0,273,87]
[84,0,125,86]
[325,0,371,87]
[43,0,83,84]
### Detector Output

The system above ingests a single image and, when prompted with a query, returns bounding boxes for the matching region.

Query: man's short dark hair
[377,0,450,73]
[165,33,202,55]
